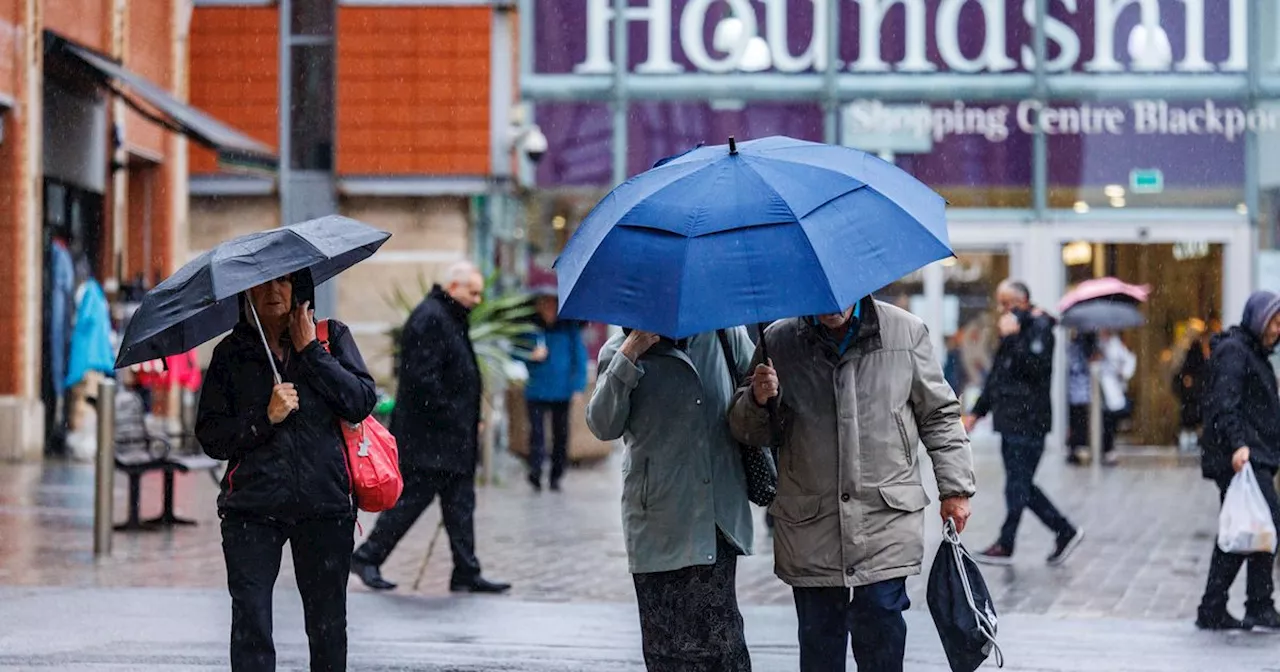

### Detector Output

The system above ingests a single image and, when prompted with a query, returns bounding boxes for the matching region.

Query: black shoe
[351,558,397,591]
[527,473,542,492]
[549,480,562,492]
[974,543,1014,566]
[1244,609,1280,632]
[1047,528,1085,566]
[450,576,512,594]
[1197,610,1251,631]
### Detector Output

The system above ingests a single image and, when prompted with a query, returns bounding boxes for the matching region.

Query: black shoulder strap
[715,329,740,386]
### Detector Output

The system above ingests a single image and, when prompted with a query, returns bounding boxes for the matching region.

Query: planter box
[506,377,613,466]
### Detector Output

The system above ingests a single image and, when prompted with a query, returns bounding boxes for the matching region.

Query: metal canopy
[46,31,278,174]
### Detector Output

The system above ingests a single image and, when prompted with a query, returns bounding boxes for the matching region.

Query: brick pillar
[0,0,46,461]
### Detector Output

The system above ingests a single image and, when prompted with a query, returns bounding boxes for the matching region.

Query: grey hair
[997,279,1031,303]
[444,260,480,285]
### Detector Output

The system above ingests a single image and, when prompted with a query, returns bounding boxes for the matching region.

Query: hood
[1243,290,1280,339]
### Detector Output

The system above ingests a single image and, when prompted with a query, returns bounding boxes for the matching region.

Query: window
[288,0,335,171]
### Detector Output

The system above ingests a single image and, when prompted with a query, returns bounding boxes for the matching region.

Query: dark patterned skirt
[631,533,752,672]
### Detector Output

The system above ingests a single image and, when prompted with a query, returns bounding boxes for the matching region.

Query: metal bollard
[1088,362,1103,477]
[94,379,116,557]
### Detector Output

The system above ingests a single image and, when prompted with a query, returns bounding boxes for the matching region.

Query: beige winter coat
[729,298,976,588]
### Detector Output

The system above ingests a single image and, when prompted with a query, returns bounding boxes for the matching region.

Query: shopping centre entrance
[889,214,1252,449]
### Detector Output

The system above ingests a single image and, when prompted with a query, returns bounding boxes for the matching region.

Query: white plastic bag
[1218,463,1278,554]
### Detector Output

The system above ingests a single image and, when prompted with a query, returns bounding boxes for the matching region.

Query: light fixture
[1073,201,1090,214]
[1103,184,1125,199]
[552,215,567,231]
[941,257,958,267]
[712,15,772,72]
[1127,22,1173,70]
[1237,203,1249,215]
[1110,196,1126,208]
[1062,241,1093,266]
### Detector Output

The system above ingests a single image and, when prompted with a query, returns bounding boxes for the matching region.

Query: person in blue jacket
[522,287,587,492]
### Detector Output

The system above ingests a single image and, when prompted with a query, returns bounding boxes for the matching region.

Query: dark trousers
[793,578,910,672]
[221,515,355,672]
[1200,467,1280,618]
[998,434,1075,551]
[353,468,481,585]
[632,534,751,672]
[1067,404,1088,449]
[526,399,570,484]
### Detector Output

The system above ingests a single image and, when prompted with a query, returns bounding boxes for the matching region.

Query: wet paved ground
[0,432,1275,669]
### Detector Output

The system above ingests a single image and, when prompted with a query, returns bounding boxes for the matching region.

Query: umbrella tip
[728,136,738,155]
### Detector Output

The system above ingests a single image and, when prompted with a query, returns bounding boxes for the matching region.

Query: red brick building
[0,0,271,460]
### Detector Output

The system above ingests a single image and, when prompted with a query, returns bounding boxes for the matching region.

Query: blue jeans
[998,433,1075,551]
[793,578,909,672]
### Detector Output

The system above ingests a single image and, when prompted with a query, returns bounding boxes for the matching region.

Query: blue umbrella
[555,135,951,339]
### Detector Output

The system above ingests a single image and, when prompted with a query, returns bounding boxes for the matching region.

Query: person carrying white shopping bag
[1196,291,1280,632]
[1218,463,1278,555]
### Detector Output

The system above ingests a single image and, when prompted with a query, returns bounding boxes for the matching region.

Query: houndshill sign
[844,99,1280,143]
[573,0,1255,75]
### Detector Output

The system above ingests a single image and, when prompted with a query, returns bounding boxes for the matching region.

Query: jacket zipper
[895,413,913,466]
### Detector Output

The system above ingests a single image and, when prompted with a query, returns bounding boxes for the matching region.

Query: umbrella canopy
[115,215,390,368]
[555,136,950,338]
[1061,299,1146,332]
[1058,277,1150,313]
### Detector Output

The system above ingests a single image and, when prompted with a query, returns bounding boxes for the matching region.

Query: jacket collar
[799,295,882,358]
[431,284,472,323]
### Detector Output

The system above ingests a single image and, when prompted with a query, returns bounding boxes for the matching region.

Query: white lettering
[1132,100,1161,133]
[1021,0,1081,72]
[851,0,934,73]
[1016,99,1040,134]
[1222,0,1248,72]
[680,0,756,74]
[1085,0,1161,73]
[936,0,1018,73]
[1225,108,1246,141]
[575,0,682,75]
[763,0,827,73]
[1175,0,1212,72]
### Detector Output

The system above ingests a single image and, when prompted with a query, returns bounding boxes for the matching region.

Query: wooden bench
[112,389,219,531]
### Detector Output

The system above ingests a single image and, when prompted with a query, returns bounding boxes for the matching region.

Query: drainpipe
[109,0,129,294]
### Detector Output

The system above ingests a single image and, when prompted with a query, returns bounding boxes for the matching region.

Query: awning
[45,31,278,174]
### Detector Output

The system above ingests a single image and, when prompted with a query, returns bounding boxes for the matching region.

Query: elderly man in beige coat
[729,296,976,672]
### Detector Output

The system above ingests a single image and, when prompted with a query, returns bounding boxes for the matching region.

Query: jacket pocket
[641,457,650,511]
[768,494,822,524]
[894,410,914,468]
[879,483,931,512]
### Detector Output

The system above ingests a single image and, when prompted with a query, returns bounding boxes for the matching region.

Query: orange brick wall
[45,0,109,52]
[336,6,490,175]
[124,0,172,159]
[0,0,26,396]
[0,0,19,101]
[187,6,278,174]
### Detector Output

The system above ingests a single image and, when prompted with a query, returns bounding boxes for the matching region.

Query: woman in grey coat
[586,327,756,672]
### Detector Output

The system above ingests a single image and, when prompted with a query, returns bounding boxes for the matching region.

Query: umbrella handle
[755,323,782,445]
[246,295,283,386]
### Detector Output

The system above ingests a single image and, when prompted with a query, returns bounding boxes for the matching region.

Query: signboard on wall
[540,0,1254,77]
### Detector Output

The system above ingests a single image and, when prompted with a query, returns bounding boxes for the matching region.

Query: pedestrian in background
[1096,329,1136,466]
[967,280,1084,566]
[351,261,511,595]
[197,269,376,671]
[1065,331,1095,465]
[586,326,756,672]
[1196,291,1280,631]
[1172,321,1209,454]
[520,286,587,492]
[730,296,975,672]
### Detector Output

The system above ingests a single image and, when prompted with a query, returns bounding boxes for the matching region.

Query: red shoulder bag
[317,320,404,512]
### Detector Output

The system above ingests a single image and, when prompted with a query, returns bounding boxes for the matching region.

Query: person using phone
[196,268,377,671]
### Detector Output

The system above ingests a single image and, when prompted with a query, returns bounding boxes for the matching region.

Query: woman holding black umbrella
[196,268,376,671]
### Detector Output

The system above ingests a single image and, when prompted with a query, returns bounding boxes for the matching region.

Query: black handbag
[927,519,1003,672]
[716,330,778,507]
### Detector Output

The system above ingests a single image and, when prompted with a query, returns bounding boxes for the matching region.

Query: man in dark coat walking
[1196,290,1280,631]
[966,280,1084,566]
[351,261,511,593]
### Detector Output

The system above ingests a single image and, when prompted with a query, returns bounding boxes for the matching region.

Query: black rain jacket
[196,317,376,519]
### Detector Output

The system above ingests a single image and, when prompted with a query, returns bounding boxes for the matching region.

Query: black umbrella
[1060,298,1145,332]
[928,519,1003,672]
[115,215,390,369]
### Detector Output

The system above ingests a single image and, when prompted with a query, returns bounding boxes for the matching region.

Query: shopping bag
[928,519,1003,672]
[1218,463,1278,555]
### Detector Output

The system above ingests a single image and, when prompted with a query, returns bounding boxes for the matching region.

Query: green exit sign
[1130,169,1164,194]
